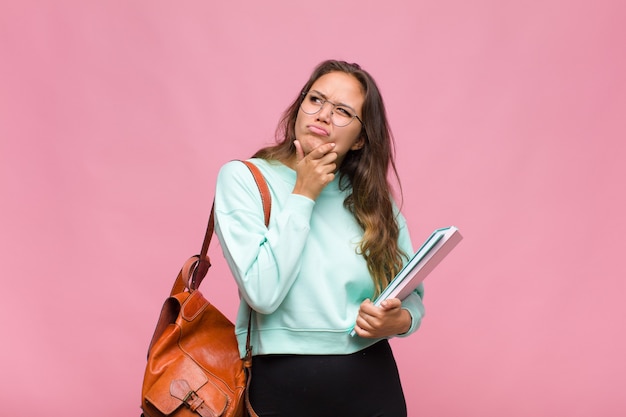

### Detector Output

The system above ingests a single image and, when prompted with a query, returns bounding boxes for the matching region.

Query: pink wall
[1,1,625,416]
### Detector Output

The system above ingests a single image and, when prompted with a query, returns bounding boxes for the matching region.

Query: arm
[214,161,314,314]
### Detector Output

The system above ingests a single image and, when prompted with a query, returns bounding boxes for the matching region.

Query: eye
[335,106,354,118]
[308,93,324,105]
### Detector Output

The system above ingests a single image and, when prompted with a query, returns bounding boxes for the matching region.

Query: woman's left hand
[354,298,412,338]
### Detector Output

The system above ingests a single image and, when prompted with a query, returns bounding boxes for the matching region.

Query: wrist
[398,308,412,335]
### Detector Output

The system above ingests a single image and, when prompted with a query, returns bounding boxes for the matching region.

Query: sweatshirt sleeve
[395,211,426,337]
[214,160,314,314]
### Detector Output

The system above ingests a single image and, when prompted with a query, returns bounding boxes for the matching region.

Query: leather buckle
[170,379,215,417]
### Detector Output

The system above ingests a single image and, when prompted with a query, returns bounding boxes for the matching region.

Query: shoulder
[215,160,259,200]
[217,158,293,194]
[217,159,266,185]
[217,159,250,178]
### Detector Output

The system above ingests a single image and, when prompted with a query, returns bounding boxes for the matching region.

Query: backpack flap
[144,355,228,416]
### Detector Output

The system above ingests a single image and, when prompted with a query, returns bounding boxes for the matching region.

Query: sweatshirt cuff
[397,293,425,337]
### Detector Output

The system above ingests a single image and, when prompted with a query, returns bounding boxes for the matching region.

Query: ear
[350,135,365,151]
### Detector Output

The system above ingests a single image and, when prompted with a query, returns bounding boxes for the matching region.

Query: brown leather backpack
[141,161,269,417]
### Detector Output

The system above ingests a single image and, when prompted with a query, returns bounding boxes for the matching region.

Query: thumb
[294,140,304,163]
[380,298,402,310]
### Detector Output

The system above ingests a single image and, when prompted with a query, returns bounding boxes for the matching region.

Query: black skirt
[248,339,407,417]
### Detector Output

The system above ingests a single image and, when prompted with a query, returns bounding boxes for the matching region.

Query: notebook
[349,226,462,337]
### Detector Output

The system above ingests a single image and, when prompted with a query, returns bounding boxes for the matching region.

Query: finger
[355,314,375,333]
[357,305,381,329]
[359,299,373,313]
[380,298,402,310]
[355,315,381,339]
[360,299,385,315]
[354,324,374,339]
[294,140,304,162]
[309,142,336,159]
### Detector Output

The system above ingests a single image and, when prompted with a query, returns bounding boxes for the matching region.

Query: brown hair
[253,59,407,296]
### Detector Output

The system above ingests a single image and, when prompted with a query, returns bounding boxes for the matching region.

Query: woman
[214,59,425,417]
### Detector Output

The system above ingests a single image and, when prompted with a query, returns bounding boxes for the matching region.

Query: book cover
[373,226,462,306]
[349,226,462,337]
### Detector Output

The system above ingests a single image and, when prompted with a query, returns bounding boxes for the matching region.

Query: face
[294,71,365,167]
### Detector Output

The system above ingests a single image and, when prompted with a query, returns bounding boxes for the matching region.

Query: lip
[307,124,329,136]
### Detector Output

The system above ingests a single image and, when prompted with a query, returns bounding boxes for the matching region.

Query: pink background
[1,1,625,416]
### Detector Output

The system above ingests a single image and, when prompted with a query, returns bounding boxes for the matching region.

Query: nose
[316,101,333,123]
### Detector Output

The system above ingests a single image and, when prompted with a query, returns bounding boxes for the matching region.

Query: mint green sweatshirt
[214,159,424,357]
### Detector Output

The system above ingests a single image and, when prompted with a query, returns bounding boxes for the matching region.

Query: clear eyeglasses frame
[299,91,365,128]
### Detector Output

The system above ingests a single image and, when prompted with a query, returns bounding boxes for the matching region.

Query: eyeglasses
[300,91,364,128]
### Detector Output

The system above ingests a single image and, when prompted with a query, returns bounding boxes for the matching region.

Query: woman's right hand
[292,140,337,200]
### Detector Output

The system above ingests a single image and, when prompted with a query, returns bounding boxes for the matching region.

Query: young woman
[214,59,425,417]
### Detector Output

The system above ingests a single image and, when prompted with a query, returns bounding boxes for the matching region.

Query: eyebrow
[310,89,357,111]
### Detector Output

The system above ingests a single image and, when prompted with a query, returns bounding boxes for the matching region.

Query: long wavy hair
[253,59,407,296]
